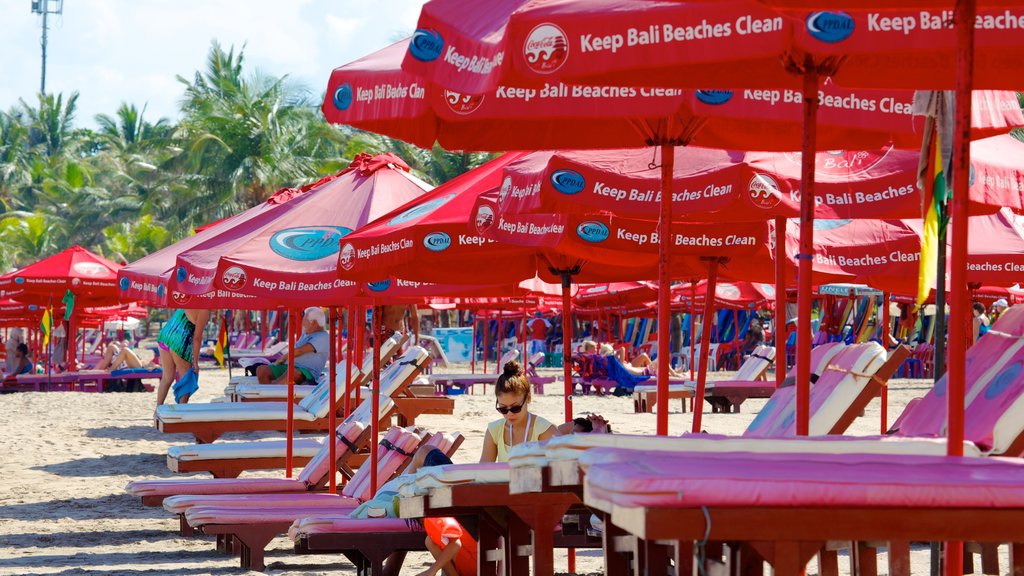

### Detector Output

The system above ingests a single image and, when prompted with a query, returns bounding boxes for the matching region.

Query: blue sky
[1,0,428,128]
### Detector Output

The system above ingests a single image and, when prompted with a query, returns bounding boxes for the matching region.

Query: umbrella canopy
[405,0,1024,91]
[496,139,1024,221]
[327,38,1020,152]
[119,180,324,308]
[0,246,122,306]
[174,153,432,305]
[573,281,658,308]
[472,187,768,276]
[672,280,776,310]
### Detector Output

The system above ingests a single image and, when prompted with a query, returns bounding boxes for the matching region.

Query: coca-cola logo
[171,291,192,305]
[220,266,248,291]
[499,176,513,203]
[73,262,110,277]
[475,205,495,235]
[523,23,569,74]
[444,90,485,115]
[339,243,356,271]
[748,173,783,210]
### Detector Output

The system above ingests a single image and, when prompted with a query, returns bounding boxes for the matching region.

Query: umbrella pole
[483,313,490,376]
[286,309,298,477]
[774,217,787,388]
[471,313,477,374]
[345,306,355,418]
[355,306,365,407]
[370,302,382,498]
[655,143,674,436]
[690,282,697,381]
[561,273,574,423]
[945,1,975,573]
[795,66,820,437]
[328,307,338,495]
[521,309,527,368]
[691,259,720,433]
[881,292,891,434]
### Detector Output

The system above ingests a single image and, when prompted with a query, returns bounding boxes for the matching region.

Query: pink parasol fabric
[173,153,431,305]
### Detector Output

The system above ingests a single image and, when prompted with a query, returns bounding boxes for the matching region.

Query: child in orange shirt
[416,516,478,576]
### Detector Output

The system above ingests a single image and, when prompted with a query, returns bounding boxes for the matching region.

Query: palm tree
[0,110,33,212]
[0,211,57,268]
[170,42,325,219]
[103,214,169,263]
[19,92,80,158]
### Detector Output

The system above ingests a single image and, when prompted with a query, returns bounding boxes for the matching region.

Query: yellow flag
[40,309,52,348]
[917,130,944,306]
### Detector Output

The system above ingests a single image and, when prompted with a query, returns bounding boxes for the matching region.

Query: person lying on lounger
[256,307,329,385]
[95,340,149,371]
[600,343,685,378]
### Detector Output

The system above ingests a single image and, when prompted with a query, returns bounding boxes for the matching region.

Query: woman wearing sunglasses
[481,360,556,462]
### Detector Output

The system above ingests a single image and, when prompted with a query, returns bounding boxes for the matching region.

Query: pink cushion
[125,478,304,497]
[164,493,357,514]
[186,504,358,526]
[342,427,423,500]
[297,420,367,486]
[291,517,419,539]
[585,451,1024,509]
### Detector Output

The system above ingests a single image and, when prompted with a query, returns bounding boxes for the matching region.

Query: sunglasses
[495,398,526,415]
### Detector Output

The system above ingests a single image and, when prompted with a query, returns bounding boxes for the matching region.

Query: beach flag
[917,125,949,307]
[213,314,229,366]
[62,290,75,320]
[40,308,52,348]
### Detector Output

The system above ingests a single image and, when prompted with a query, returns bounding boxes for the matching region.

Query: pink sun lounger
[127,419,370,507]
[164,426,428,515]
[179,430,463,571]
[584,451,1024,576]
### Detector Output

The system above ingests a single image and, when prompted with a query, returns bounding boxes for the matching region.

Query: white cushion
[168,439,324,461]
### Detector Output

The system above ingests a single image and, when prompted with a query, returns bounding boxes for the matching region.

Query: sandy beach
[0,360,972,575]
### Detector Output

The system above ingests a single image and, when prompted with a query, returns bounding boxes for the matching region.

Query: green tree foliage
[0,41,495,272]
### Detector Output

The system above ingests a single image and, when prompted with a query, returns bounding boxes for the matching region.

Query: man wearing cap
[992,298,1009,323]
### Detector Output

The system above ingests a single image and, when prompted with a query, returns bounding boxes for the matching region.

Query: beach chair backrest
[318,345,430,421]
[297,336,400,416]
[734,345,776,381]
[809,342,845,377]
[962,307,1024,455]
[745,343,885,437]
[297,420,367,486]
[896,307,1024,441]
[495,348,520,373]
[342,426,424,500]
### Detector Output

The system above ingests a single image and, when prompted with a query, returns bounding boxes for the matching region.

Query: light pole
[31,0,64,95]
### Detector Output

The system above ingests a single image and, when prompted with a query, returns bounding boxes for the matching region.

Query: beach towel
[604,355,650,394]
[173,369,199,403]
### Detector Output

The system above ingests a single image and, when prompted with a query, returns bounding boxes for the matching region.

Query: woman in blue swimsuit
[156,308,210,407]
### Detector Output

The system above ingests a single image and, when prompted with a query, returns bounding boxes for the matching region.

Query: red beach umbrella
[0,246,121,306]
[398,1,1024,455]
[329,23,1022,441]
[174,153,431,304]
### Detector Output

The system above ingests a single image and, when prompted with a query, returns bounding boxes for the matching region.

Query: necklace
[506,413,534,447]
